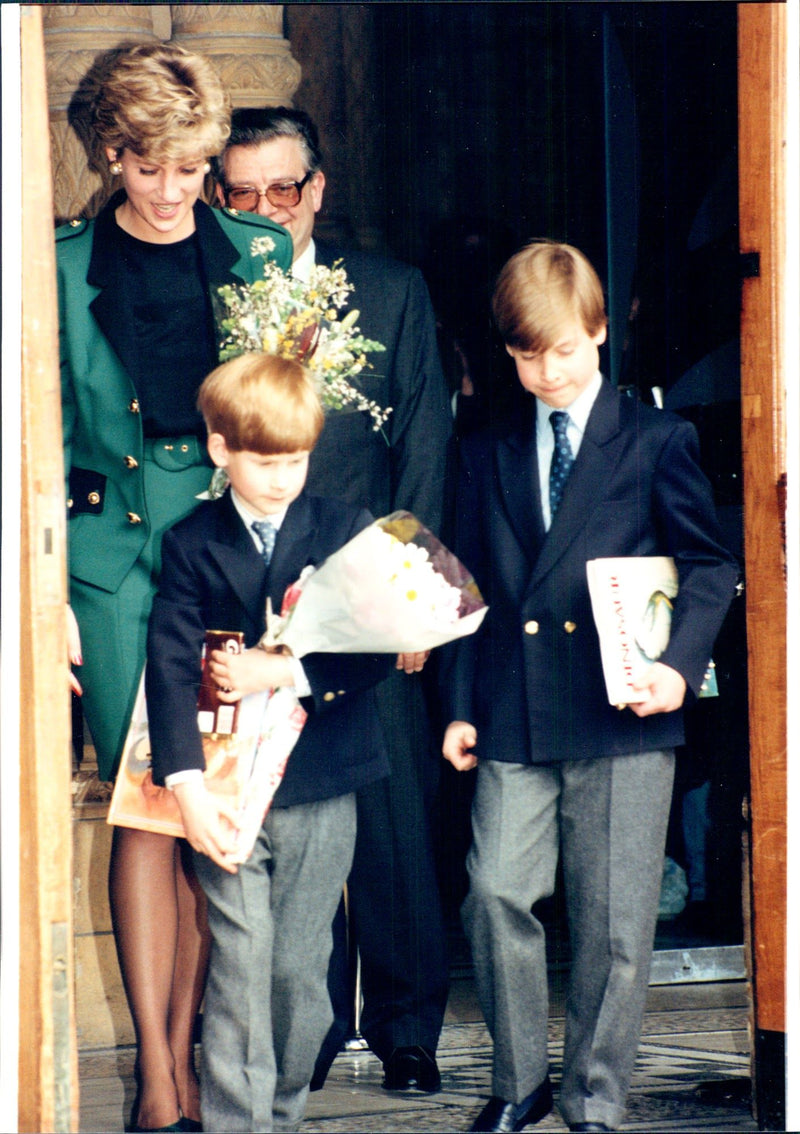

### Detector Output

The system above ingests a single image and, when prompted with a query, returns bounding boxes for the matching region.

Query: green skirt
[70,451,212,781]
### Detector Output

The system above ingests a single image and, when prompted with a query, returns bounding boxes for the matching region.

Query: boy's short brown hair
[198,353,324,453]
[492,240,607,352]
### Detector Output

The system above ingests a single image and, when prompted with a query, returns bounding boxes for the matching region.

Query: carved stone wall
[286,5,383,250]
[44,4,300,221]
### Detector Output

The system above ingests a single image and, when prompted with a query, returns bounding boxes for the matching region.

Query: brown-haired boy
[441,241,738,1132]
[146,352,393,1132]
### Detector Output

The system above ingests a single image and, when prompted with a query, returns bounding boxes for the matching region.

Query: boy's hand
[443,721,479,771]
[396,650,430,674]
[629,662,687,717]
[172,779,242,872]
[209,646,294,702]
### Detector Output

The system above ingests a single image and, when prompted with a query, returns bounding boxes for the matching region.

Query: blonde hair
[198,353,324,454]
[92,43,230,161]
[493,240,607,352]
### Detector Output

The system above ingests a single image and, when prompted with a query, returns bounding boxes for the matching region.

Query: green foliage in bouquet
[215,236,390,431]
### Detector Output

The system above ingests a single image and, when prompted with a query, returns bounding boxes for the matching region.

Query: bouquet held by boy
[108,510,486,863]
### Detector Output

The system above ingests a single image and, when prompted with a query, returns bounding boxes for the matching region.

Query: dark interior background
[285,1,747,947]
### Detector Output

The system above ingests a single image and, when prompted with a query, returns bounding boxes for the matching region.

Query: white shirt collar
[536,371,603,437]
[292,238,316,282]
[230,487,288,541]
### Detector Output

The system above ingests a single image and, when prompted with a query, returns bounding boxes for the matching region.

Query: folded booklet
[586,556,717,708]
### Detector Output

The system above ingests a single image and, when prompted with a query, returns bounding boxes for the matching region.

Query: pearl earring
[203,161,211,174]
[110,160,123,176]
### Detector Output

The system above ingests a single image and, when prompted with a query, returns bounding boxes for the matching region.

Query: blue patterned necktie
[251,518,277,566]
[549,410,574,520]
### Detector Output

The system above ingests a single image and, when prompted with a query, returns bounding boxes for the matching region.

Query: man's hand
[629,662,687,717]
[442,720,479,771]
[208,647,294,702]
[173,779,242,872]
[396,650,431,674]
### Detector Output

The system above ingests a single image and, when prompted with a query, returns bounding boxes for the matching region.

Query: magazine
[106,674,307,863]
[586,556,717,707]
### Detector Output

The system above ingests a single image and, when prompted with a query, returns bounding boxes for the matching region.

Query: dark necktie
[549,410,574,520]
[251,518,277,566]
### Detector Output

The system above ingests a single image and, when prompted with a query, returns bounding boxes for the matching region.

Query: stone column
[43,5,158,221]
[286,4,384,249]
[169,4,300,109]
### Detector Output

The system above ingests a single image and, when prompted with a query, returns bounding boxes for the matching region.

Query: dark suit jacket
[56,198,292,593]
[145,490,393,806]
[440,380,740,764]
[305,241,451,533]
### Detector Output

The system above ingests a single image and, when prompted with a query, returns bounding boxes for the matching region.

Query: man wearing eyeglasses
[215,108,452,1097]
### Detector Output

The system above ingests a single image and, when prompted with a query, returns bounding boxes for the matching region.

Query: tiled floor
[78,975,757,1133]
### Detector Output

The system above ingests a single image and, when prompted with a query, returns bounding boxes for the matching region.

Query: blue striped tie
[549,411,574,519]
[251,518,276,566]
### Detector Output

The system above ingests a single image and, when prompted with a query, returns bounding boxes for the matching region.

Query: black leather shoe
[470,1078,553,1131]
[382,1045,441,1092]
[569,1124,612,1132]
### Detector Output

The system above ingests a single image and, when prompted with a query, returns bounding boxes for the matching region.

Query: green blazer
[56,199,292,593]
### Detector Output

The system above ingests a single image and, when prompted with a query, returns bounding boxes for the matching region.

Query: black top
[114,223,218,438]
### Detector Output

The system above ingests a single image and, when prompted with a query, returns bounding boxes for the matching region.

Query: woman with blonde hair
[57,42,292,1131]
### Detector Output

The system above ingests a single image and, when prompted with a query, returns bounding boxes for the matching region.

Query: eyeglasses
[224,171,314,212]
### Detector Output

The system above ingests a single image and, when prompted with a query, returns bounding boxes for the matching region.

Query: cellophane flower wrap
[214,236,390,431]
[263,511,488,657]
[109,512,487,864]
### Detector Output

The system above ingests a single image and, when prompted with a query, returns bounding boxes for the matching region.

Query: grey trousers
[194,794,357,1133]
[463,751,674,1131]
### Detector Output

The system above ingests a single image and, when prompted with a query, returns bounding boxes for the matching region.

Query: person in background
[57,43,291,1131]
[215,107,452,1093]
[441,240,738,1132]
[146,352,394,1132]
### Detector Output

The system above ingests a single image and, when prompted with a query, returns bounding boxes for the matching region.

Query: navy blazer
[305,241,451,533]
[146,490,392,806]
[440,380,740,764]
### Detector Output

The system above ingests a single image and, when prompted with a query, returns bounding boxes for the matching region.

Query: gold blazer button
[524,620,539,635]
[323,691,336,702]
[87,491,100,505]
[564,621,577,634]
[127,512,142,524]
[124,455,139,469]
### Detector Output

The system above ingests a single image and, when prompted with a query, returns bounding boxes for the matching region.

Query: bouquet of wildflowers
[109,513,487,864]
[215,235,390,431]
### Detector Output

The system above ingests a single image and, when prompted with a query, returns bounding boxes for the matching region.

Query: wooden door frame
[14,5,78,1131]
[737,3,791,1129]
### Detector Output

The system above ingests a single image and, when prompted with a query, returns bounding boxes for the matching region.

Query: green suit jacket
[56,199,292,593]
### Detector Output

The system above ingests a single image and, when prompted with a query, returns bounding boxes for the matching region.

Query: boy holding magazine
[440,241,738,1134]
[145,352,393,1132]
